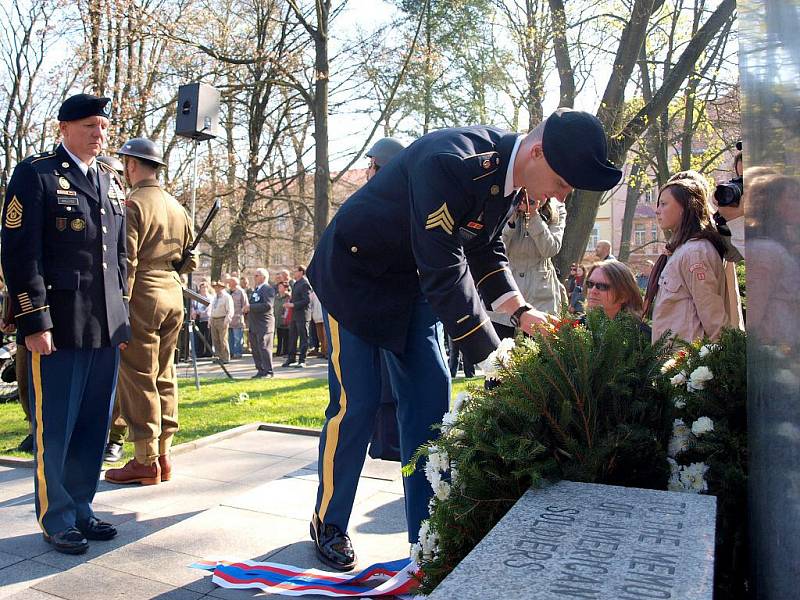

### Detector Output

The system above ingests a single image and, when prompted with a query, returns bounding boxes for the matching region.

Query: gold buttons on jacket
[350,246,358,253]
[490,184,500,195]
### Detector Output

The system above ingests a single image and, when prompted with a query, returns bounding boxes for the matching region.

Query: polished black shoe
[43,527,89,555]
[281,360,295,368]
[251,372,265,379]
[310,514,356,571]
[103,441,123,463]
[292,362,306,369]
[17,434,34,453]
[77,516,117,541]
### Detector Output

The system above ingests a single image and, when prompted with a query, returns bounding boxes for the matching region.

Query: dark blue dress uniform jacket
[308,126,522,364]
[1,144,130,348]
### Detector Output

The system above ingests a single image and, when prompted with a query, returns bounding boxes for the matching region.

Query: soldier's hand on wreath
[26,330,55,355]
[519,308,557,336]
[119,342,128,351]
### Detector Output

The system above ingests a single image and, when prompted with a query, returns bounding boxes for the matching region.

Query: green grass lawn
[0,376,481,461]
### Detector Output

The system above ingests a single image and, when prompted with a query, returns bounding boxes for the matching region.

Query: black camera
[714,176,743,207]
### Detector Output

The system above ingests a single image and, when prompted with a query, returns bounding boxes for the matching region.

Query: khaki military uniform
[118,178,195,465]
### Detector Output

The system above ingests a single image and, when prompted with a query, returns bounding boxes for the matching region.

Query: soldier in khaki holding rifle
[105,138,197,485]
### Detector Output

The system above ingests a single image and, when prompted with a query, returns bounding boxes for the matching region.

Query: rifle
[173,198,221,273]
[182,286,210,306]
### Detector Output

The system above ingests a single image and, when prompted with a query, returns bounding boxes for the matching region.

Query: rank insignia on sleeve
[70,218,85,232]
[4,196,23,229]
[56,217,67,231]
[425,202,454,235]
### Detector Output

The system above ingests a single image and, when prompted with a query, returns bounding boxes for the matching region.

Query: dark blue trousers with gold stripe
[28,347,119,535]
[314,298,450,543]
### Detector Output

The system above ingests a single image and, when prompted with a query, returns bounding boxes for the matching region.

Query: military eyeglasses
[585,280,611,291]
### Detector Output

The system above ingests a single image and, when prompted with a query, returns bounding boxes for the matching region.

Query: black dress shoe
[103,441,123,463]
[77,516,117,541]
[43,527,88,555]
[310,514,356,571]
[281,360,294,367]
[251,372,265,379]
[17,433,34,453]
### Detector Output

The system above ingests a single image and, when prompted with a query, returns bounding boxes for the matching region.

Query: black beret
[58,93,111,122]
[542,108,622,192]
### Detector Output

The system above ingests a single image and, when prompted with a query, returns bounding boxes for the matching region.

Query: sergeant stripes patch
[425,202,454,235]
[4,196,22,229]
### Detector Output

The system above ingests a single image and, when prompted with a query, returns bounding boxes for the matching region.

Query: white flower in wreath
[680,462,709,493]
[699,344,720,358]
[453,391,470,414]
[434,480,451,501]
[496,336,515,360]
[427,447,450,474]
[668,419,692,458]
[691,416,715,436]
[441,411,457,431]
[425,459,442,489]
[449,427,466,440]
[661,358,678,373]
[667,458,682,491]
[673,395,687,409]
[670,371,687,387]
[687,366,714,391]
[410,542,423,563]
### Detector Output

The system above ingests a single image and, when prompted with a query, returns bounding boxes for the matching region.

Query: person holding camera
[644,177,739,343]
[489,194,568,337]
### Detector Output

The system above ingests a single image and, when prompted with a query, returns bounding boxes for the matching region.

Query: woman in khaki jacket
[489,196,567,339]
[644,177,737,343]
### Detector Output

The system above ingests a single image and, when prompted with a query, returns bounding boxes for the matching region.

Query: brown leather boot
[105,458,161,485]
[158,454,172,482]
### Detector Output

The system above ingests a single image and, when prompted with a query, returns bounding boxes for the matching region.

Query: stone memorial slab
[427,480,716,600]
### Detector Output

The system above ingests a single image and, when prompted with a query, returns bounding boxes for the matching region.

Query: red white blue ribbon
[191,558,419,597]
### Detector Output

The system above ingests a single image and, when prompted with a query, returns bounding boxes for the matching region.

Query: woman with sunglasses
[643,177,737,343]
[584,260,645,321]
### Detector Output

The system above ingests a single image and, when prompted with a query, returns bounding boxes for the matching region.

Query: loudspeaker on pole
[176,83,220,140]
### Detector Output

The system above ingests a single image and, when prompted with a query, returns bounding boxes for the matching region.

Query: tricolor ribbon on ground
[191,557,420,597]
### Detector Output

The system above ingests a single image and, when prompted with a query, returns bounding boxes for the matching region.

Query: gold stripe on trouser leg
[31,352,49,532]
[317,314,347,523]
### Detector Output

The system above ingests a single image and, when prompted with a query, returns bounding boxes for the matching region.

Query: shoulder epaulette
[463,151,501,181]
[29,151,57,164]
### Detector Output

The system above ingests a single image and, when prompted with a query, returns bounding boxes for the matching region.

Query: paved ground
[176,354,329,381]
[0,430,409,599]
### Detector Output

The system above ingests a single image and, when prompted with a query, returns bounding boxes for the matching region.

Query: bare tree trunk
[548,0,574,108]
[618,162,643,262]
[311,0,331,245]
[554,0,734,276]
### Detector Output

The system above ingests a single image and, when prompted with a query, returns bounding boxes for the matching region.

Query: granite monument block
[427,480,716,600]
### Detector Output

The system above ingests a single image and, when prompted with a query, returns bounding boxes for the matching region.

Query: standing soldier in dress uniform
[0,93,130,555]
[305,109,623,570]
[104,138,196,486]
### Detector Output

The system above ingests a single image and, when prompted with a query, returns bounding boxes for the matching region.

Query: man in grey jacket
[244,268,275,377]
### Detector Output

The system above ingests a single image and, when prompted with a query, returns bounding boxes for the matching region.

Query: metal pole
[189,138,200,390]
